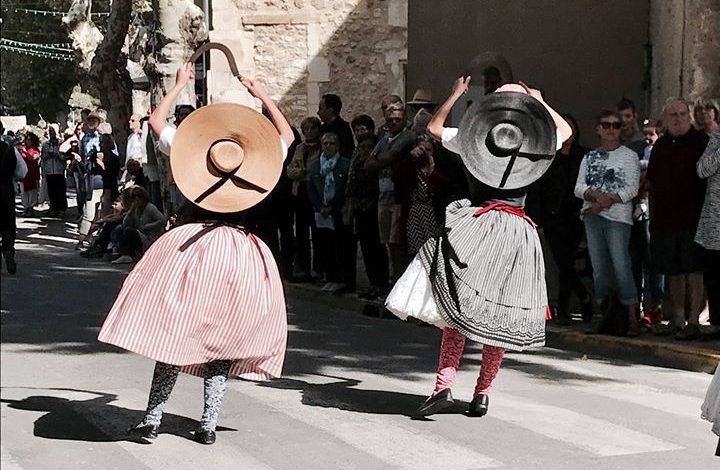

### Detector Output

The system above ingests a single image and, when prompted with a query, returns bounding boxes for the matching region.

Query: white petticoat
[385,255,449,329]
[702,363,720,437]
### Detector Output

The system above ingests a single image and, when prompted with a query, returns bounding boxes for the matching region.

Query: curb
[286,283,720,374]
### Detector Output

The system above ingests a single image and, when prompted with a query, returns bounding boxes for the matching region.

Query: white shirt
[126,131,145,164]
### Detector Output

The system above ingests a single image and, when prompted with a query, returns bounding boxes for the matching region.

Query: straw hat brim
[457,91,556,190]
[171,103,283,213]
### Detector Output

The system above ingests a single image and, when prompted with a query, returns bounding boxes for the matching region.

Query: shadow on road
[259,376,468,419]
[1,386,236,444]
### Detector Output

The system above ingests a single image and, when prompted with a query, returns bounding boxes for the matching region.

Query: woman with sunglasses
[574,109,641,336]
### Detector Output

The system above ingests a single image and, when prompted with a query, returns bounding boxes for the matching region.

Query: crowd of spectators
[1,85,718,342]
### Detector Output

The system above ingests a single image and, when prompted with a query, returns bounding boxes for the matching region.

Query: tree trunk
[89,0,133,161]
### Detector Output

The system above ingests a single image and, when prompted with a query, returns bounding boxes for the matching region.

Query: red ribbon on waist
[472,202,537,228]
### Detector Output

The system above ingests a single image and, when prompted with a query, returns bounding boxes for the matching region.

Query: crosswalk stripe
[320,367,687,457]
[492,393,683,456]
[1,445,25,470]
[229,377,502,470]
[577,384,702,420]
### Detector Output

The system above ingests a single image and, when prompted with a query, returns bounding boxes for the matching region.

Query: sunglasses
[600,121,622,130]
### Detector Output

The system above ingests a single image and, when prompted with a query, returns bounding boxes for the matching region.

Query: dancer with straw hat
[386,76,572,418]
[98,55,294,445]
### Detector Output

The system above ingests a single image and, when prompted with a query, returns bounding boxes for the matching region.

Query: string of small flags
[0,38,72,53]
[0,7,110,17]
[0,44,74,61]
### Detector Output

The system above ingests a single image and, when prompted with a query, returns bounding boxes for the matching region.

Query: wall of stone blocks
[649,0,720,117]
[207,0,408,127]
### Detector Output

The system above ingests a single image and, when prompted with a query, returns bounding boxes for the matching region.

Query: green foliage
[0,1,109,123]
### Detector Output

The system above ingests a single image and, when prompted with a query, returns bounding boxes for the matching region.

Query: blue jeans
[630,219,665,309]
[584,214,638,305]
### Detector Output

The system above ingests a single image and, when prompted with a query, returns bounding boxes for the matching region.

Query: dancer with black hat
[98,51,294,444]
[386,76,571,417]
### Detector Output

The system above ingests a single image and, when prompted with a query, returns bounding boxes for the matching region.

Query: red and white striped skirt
[98,223,287,381]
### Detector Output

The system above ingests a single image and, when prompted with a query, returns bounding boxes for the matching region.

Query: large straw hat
[170,103,283,213]
[457,91,556,190]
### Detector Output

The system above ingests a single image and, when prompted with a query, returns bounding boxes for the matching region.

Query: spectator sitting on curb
[111,186,166,265]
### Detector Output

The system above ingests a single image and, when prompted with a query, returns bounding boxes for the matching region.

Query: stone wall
[649,0,720,116]
[207,0,408,126]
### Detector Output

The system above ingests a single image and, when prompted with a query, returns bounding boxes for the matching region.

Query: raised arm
[426,76,471,141]
[517,82,572,146]
[148,63,196,138]
[239,77,295,148]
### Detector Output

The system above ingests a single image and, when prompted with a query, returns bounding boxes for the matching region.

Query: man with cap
[386,76,571,417]
[98,60,294,445]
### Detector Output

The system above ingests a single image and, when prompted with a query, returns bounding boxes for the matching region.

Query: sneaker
[112,255,134,264]
[675,324,701,341]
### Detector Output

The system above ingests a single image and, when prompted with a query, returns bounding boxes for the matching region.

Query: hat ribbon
[194,143,268,204]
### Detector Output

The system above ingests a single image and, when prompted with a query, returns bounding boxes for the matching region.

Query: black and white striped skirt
[388,199,547,351]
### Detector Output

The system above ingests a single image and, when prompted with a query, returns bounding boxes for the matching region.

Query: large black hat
[457,91,556,189]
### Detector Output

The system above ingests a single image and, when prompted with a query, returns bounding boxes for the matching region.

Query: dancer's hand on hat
[175,62,196,86]
[517,81,544,102]
[451,76,471,97]
[240,77,269,101]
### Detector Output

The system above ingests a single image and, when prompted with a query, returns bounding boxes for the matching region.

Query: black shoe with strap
[194,429,216,445]
[127,422,159,439]
[415,389,454,417]
[468,394,490,417]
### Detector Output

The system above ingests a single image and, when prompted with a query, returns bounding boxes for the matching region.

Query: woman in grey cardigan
[695,128,720,326]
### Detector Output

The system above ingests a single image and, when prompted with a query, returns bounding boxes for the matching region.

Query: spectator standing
[318,94,354,159]
[527,114,592,324]
[1,122,27,274]
[97,132,122,214]
[631,119,666,325]
[647,98,709,340]
[245,120,300,279]
[126,113,145,164]
[366,102,416,281]
[575,110,641,336]
[307,132,352,293]
[40,124,68,216]
[694,98,720,135]
[376,94,403,140]
[401,135,446,256]
[19,133,41,217]
[696,128,720,326]
[287,117,322,281]
[345,133,389,299]
[618,98,645,148]
[351,114,375,143]
[77,111,102,221]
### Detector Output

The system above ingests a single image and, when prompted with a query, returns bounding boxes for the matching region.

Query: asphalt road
[1,213,717,469]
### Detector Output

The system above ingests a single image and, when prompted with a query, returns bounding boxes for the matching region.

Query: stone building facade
[650,0,720,114]
[205,0,408,125]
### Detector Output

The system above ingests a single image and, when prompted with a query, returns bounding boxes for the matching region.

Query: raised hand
[451,76,471,97]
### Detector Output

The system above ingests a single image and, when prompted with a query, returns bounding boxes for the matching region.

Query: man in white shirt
[126,114,145,165]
